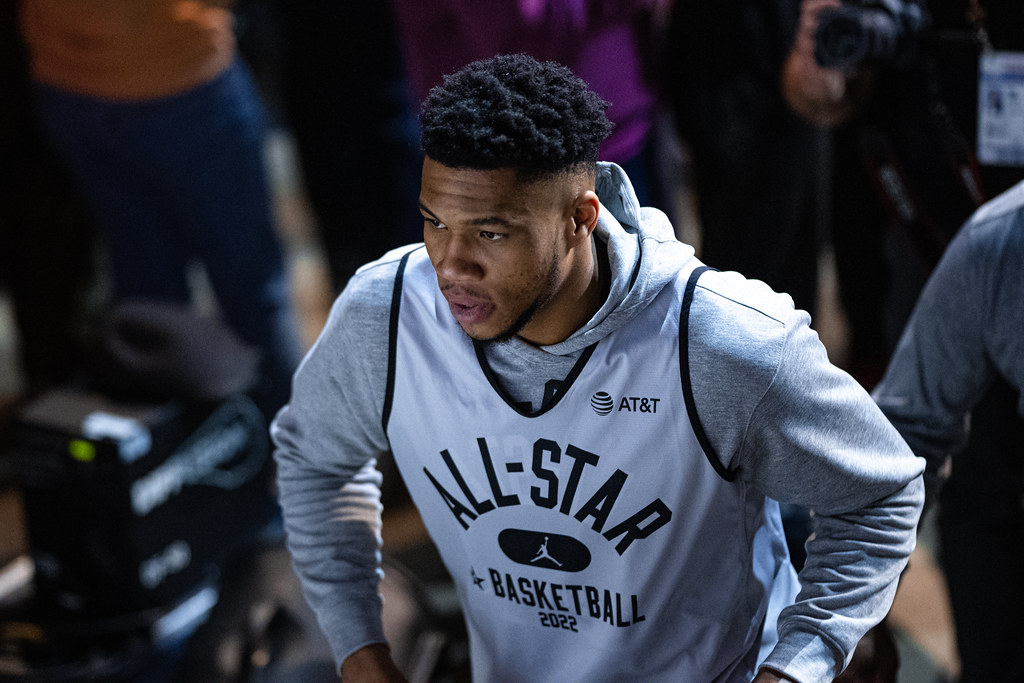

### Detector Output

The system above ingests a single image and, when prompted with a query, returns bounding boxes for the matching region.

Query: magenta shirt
[390,0,660,163]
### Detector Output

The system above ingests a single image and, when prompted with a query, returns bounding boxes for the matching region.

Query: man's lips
[443,288,495,325]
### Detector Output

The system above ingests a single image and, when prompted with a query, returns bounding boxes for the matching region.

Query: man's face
[420,157,575,344]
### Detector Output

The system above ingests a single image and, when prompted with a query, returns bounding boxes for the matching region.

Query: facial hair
[480,248,561,344]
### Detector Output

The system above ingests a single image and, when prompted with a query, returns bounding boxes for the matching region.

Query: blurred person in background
[786,2,1024,678]
[275,0,423,292]
[18,0,301,415]
[388,0,675,219]
[663,0,827,320]
[873,180,1024,683]
[1,3,96,402]
[783,0,1024,387]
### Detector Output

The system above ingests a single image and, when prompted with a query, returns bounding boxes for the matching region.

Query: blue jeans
[33,59,300,413]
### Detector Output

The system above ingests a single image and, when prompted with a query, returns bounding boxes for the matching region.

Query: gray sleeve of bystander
[872,192,1024,501]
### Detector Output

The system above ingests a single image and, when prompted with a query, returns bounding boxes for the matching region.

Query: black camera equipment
[0,301,468,681]
[814,0,930,69]
[0,302,281,681]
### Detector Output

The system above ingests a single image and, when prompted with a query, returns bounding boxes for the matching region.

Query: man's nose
[435,234,483,281]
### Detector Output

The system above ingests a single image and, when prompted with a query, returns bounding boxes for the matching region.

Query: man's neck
[516,237,607,348]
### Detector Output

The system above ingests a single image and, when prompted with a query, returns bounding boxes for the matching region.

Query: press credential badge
[977,51,1024,166]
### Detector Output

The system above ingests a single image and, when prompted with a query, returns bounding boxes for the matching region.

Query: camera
[814,0,930,69]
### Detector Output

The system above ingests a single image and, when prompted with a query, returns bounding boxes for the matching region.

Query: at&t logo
[590,391,614,415]
[591,391,662,416]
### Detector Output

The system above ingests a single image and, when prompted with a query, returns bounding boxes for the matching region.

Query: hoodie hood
[542,162,696,356]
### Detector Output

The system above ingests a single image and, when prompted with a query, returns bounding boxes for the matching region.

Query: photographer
[786,0,1012,382]
[663,0,828,325]
[784,0,1023,375]
[785,2,1024,679]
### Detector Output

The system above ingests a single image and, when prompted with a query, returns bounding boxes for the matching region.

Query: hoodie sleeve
[270,257,402,671]
[688,271,924,682]
[871,200,1024,503]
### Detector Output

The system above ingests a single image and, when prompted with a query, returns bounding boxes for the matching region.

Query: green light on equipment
[69,439,96,462]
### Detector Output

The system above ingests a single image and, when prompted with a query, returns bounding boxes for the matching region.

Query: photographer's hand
[782,0,872,126]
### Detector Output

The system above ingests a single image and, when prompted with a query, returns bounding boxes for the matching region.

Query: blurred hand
[751,618,898,682]
[782,0,872,126]
[340,643,408,682]
[834,619,900,683]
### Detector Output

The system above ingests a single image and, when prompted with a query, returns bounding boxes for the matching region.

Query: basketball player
[271,54,924,682]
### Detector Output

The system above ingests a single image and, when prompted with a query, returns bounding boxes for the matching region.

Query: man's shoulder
[690,268,798,333]
[351,244,424,282]
[315,245,425,354]
[970,178,1024,228]
[684,267,804,379]
[339,245,424,312]
[945,181,1024,281]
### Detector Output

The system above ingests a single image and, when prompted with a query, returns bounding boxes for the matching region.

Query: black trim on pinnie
[679,266,737,482]
[474,340,599,417]
[382,250,413,433]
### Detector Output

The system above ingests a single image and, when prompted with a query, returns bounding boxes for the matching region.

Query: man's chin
[459,325,500,343]
[455,299,538,344]
[459,320,518,344]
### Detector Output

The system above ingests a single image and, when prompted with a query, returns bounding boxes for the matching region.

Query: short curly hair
[420,53,614,179]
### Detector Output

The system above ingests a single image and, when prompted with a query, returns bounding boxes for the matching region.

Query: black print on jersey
[422,436,672,555]
[617,396,660,413]
[591,392,662,415]
[488,568,646,628]
[590,391,614,415]
[498,528,591,572]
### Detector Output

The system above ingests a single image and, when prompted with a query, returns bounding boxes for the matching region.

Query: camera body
[814,0,930,69]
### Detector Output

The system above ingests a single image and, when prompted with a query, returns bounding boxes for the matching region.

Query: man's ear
[571,190,600,238]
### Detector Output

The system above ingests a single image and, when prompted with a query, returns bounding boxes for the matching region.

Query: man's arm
[690,273,924,682]
[340,643,408,682]
[271,258,404,672]
[751,318,923,681]
[753,669,795,683]
[872,196,1024,499]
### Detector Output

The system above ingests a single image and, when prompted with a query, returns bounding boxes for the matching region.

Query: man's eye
[480,231,501,241]
[424,217,444,228]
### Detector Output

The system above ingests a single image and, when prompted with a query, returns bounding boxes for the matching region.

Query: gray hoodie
[271,163,924,682]
[873,179,1024,499]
